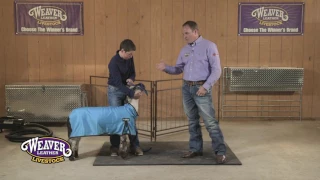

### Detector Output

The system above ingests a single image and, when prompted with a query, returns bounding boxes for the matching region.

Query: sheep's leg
[119,135,129,159]
[68,137,80,161]
[67,118,80,161]
[75,138,80,158]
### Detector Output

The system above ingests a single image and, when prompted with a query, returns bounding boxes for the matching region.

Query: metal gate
[89,76,209,141]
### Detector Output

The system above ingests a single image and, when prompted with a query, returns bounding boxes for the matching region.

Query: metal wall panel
[5,82,89,122]
[225,67,304,92]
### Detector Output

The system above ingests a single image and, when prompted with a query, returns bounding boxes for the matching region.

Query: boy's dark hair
[182,21,198,31]
[119,39,136,52]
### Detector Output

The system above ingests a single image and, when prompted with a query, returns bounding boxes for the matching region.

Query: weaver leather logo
[251,6,289,26]
[28,6,67,26]
[21,137,72,164]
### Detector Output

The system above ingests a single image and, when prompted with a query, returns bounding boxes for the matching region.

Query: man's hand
[156,60,166,71]
[126,79,134,86]
[196,86,208,96]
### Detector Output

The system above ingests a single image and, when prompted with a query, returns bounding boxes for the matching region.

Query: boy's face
[121,49,135,60]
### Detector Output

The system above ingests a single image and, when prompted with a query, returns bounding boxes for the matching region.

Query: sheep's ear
[136,83,148,96]
[142,89,148,96]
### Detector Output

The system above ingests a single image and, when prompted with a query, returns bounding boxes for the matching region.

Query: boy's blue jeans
[107,85,140,148]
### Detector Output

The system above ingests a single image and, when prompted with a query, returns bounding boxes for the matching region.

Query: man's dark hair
[119,39,136,52]
[182,21,198,31]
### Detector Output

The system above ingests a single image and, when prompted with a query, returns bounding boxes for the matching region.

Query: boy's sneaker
[110,146,118,157]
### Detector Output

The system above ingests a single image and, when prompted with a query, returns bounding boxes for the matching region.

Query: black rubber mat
[93,141,242,166]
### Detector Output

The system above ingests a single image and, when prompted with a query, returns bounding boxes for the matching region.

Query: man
[156,21,227,164]
[107,39,143,156]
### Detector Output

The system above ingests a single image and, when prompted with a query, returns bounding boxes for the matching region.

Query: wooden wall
[0,0,319,120]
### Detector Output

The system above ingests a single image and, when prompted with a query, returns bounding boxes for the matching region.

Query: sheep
[67,83,147,161]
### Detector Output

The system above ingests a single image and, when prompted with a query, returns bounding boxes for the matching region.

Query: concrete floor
[0,120,319,180]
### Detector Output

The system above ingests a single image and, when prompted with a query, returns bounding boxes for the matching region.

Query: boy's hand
[126,79,134,86]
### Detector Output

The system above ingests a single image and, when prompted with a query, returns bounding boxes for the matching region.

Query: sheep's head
[126,83,148,112]
[132,83,148,96]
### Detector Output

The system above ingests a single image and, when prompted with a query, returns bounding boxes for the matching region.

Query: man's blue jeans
[182,83,226,155]
[107,85,140,148]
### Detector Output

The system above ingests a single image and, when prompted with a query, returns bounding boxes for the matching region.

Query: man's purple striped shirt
[164,36,222,91]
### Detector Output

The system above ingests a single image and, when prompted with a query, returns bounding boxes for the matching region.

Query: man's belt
[184,80,206,86]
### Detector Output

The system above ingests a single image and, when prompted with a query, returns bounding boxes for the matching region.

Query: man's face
[121,49,135,60]
[182,25,198,44]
